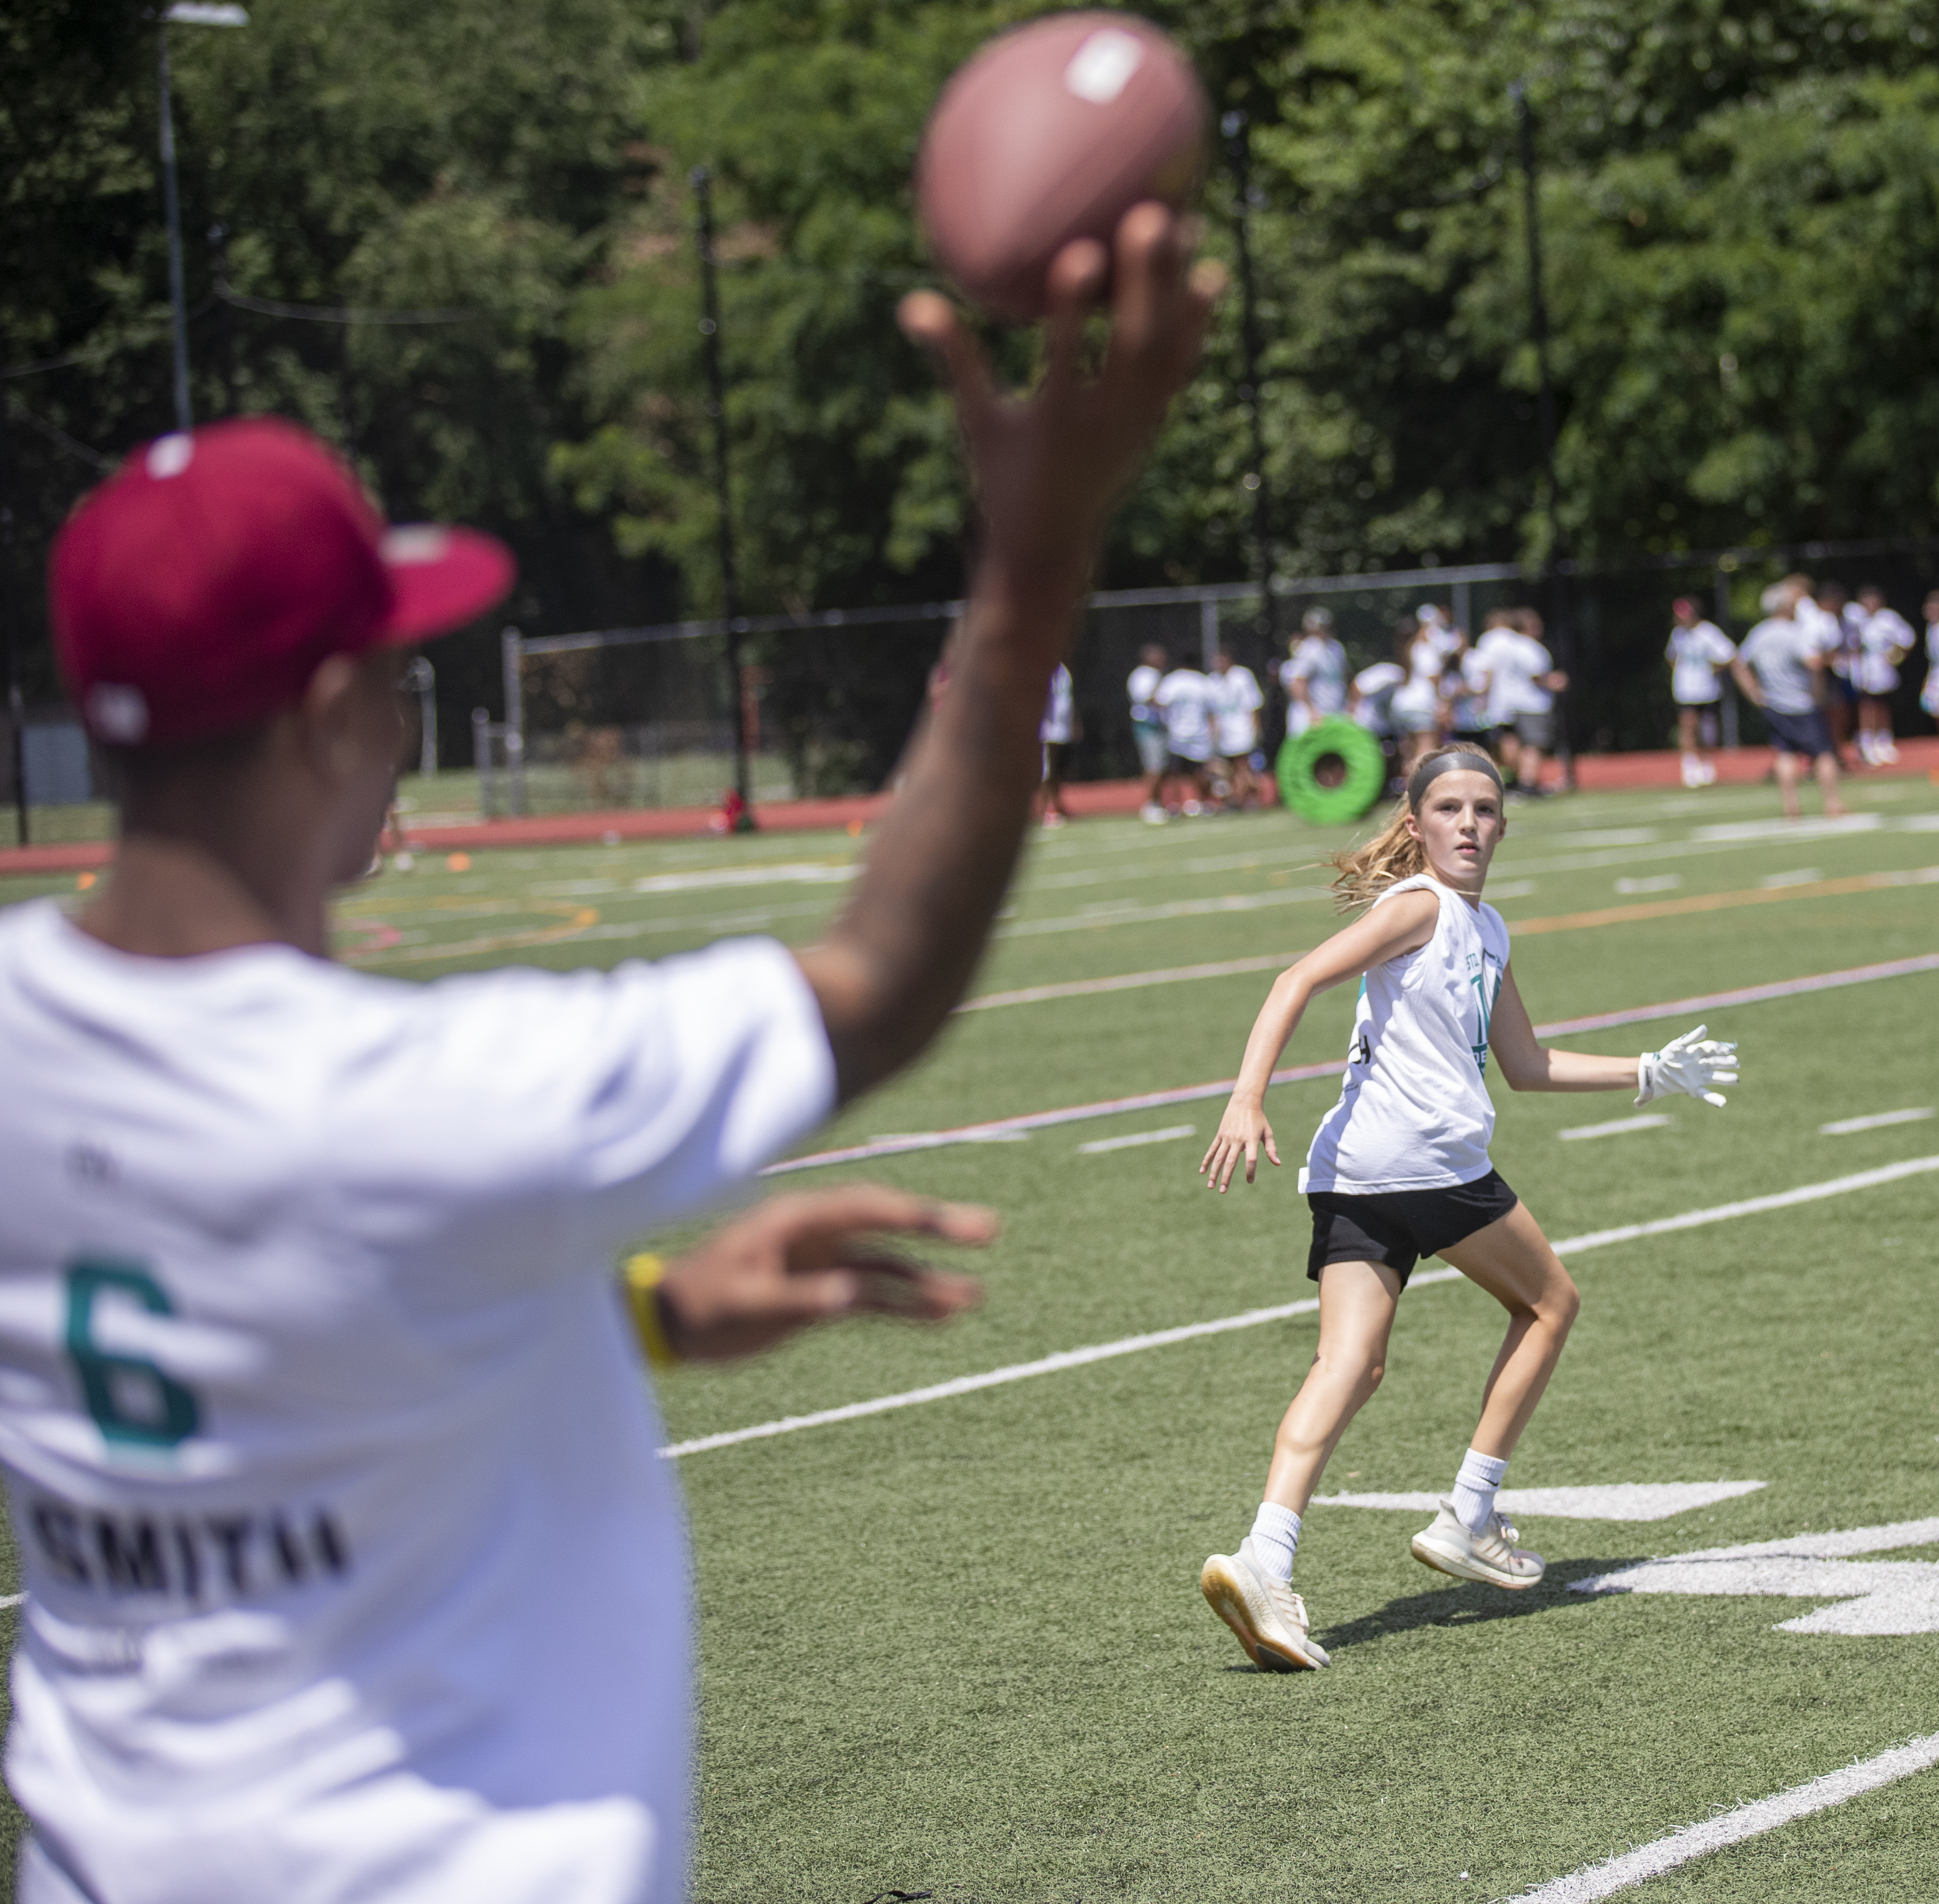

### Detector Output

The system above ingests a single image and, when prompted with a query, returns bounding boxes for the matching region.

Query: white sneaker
[1140,802,1168,825]
[1199,1537,1332,1671]
[1680,756,1703,789]
[1409,1498,1545,1590]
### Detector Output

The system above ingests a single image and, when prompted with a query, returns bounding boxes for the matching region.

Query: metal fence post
[472,707,495,819]
[1714,561,1740,749]
[501,625,525,817]
[1199,596,1220,671]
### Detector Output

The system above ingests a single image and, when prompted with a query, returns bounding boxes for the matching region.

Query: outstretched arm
[636,1184,994,1365]
[1489,968,1738,1106]
[795,207,1222,1103]
[1200,888,1441,1191]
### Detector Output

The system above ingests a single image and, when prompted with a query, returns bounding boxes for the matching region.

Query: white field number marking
[1077,1124,1195,1155]
[1514,1730,1939,1902]
[1614,874,1680,895]
[1558,1114,1671,1141]
[1311,1482,1765,1521]
[664,1158,1939,1459]
[1759,866,1823,888]
[1821,1106,1933,1135]
[1573,1517,1939,1635]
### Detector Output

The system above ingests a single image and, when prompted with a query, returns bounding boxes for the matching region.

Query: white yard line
[776,954,1939,1169]
[663,1160,1938,1459]
[1821,1107,1933,1136]
[1513,1731,1939,1901]
[1076,1124,1195,1155]
[1558,1114,1672,1141]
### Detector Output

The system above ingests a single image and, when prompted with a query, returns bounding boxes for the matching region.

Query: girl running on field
[1194,744,1738,1671]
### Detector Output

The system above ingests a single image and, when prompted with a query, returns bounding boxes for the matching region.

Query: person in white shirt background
[0,208,1221,1904]
[1280,607,1349,739]
[1039,659,1078,827]
[1851,584,1913,766]
[1785,575,1851,767]
[1156,658,1216,815]
[1732,581,1847,820]
[1924,590,1939,727]
[1127,642,1171,823]
[1349,655,1407,791]
[1387,614,1450,775]
[1472,608,1567,796]
[1664,595,1736,787]
[1208,647,1267,809]
[1447,635,1493,750]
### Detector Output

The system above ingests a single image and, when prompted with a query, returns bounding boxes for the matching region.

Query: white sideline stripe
[1558,1114,1671,1141]
[1514,1731,1939,1901]
[1545,1155,1939,1254]
[663,1159,1939,1459]
[1076,1124,1196,1154]
[659,1274,1460,1460]
[959,952,1293,1012]
[770,954,1939,1172]
[1312,1481,1766,1522]
[1821,1106,1933,1135]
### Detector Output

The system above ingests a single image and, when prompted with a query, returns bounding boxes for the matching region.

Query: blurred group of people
[1688,573,1935,819]
[1330,602,1568,797]
[1112,601,1567,825]
[1124,643,1270,822]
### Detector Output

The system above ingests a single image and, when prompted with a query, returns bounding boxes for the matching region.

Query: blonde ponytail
[1327,800,1424,912]
[1327,741,1502,913]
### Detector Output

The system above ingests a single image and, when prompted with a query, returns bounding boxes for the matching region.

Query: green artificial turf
[2,775,1937,1900]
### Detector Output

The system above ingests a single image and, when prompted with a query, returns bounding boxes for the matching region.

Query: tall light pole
[691,164,756,828]
[157,3,248,434]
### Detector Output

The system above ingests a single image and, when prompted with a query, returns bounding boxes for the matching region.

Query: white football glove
[1636,1024,1738,1109]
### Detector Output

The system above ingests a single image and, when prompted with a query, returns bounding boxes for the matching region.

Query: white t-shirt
[1155,669,1213,762]
[1208,665,1264,756]
[1390,637,1448,733]
[1794,598,1843,676]
[0,903,836,1904]
[1450,648,1491,733]
[1855,608,1914,697]
[1040,663,1076,744]
[1666,622,1735,705]
[1350,662,1406,736]
[1739,615,1825,716]
[1279,639,1349,725]
[1474,628,1553,724]
[1302,876,1509,1195]
[1925,622,1939,715]
[1126,664,1162,725]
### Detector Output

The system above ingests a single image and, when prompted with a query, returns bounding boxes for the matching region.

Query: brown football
[917,11,1210,324]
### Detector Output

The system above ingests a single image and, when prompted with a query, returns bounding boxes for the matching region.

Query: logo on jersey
[1469,956,1503,1074]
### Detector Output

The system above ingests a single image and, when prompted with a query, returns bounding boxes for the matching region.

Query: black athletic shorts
[1306,1170,1519,1288]
[1765,706,1834,759]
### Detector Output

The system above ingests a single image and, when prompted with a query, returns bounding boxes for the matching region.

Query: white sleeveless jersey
[1301,875,1510,1195]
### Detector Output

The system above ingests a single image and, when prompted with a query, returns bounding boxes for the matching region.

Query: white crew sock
[1450,1448,1509,1533]
[1247,1501,1303,1583]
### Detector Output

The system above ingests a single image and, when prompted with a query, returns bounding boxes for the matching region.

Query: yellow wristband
[621,1253,681,1371]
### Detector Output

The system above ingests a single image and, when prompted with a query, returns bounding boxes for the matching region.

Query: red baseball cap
[51,417,516,746]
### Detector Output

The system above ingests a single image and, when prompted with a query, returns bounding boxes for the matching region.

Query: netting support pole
[1222,109,1276,662]
[158,21,193,434]
[501,625,525,817]
[1514,79,1574,786]
[1199,596,1220,672]
[693,164,757,830]
[1715,560,1740,749]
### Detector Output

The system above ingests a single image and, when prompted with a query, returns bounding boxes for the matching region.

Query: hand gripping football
[917,12,1210,323]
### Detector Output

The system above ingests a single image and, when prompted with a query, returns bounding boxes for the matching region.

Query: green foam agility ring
[1277,717,1387,826]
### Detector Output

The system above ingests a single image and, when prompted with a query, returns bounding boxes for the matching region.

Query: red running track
[6,737,1936,877]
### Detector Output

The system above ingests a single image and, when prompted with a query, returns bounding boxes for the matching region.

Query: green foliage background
[7,0,1939,773]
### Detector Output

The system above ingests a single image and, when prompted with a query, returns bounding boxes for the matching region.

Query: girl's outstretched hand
[1201,1097,1279,1193]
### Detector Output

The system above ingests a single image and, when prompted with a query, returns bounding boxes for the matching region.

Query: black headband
[1407,748,1504,807]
